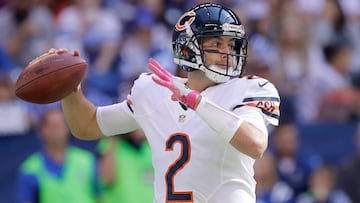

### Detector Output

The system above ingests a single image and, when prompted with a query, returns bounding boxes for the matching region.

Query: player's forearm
[61,90,104,140]
[195,97,267,159]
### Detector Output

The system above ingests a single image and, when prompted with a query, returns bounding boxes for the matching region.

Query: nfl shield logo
[178,114,186,123]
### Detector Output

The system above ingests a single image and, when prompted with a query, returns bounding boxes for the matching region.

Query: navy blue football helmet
[172,3,248,83]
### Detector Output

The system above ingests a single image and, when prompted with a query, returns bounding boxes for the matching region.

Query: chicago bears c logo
[175,10,196,31]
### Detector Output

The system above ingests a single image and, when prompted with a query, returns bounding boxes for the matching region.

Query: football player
[59,3,280,203]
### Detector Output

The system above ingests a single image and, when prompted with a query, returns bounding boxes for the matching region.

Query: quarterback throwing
[59,3,280,203]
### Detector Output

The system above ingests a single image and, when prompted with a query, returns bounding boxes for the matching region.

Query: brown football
[15,52,87,104]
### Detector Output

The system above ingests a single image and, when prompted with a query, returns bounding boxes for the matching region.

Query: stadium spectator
[270,8,323,123]
[296,41,356,123]
[0,72,31,135]
[55,0,122,100]
[97,130,154,203]
[271,122,319,198]
[15,108,99,203]
[297,164,351,203]
[117,6,174,100]
[0,0,55,69]
[313,0,360,71]
[245,0,277,71]
[338,122,360,203]
[0,45,16,73]
[254,152,295,203]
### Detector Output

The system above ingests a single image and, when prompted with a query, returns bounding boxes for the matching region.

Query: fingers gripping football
[148,58,200,109]
[48,48,82,93]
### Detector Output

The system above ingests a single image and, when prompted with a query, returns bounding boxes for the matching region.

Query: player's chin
[212,63,235,71]
[216,64,228,69]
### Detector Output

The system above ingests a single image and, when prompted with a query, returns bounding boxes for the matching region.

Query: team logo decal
[175,10,196,31]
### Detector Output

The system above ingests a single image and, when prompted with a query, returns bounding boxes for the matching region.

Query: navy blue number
[165,133,193,202]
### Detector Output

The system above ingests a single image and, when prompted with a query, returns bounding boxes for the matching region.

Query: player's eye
[228,43,235,51]
[215,41,222,48]
[205,40,225,49]
[202,38,235,53]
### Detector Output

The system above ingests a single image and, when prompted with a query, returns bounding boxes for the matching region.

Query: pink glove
[148,58,200,109]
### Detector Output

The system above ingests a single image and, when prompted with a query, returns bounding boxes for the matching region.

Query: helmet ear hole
[182,49,189,57]
[182,46,196,62]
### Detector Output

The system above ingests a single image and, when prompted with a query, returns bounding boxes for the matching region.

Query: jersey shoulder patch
[233,76,280,126]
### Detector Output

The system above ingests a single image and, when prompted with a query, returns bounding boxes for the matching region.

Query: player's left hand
[148,58,200,109]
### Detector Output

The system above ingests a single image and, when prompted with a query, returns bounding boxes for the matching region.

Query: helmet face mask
[173,3,248,83]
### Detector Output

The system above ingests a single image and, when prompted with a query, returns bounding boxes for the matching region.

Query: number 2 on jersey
[165,133,193,202]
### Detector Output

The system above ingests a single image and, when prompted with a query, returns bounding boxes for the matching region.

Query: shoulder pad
[127,72,166,115]
[234,76,280,125]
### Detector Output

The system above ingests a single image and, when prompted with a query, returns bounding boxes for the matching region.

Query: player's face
[201,36,236,69]
[40,110,70,147]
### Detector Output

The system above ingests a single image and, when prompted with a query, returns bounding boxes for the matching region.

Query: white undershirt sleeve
[96,101,140,136]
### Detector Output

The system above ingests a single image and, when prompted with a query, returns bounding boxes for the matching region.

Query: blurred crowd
[1,0,360,202]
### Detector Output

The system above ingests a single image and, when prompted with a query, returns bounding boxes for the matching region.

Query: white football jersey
[97,73,280,203]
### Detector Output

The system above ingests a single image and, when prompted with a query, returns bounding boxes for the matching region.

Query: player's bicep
[233,106,268,135]
[96,101,140,136]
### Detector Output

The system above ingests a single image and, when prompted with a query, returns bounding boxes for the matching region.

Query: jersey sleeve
[96,101,140,136]
[96,73,156,136]
[234,77,280,126]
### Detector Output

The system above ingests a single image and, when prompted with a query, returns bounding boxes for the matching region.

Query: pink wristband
[184,91,200,109]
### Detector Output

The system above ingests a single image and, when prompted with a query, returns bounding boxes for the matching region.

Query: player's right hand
[47,48,82,93]
[31,48,80,65]
[47,48,80,57]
